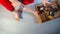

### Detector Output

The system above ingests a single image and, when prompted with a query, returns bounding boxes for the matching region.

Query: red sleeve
[0,0,15,12]
[21,0,34,5]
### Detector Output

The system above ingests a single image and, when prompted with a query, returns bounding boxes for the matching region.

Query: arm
[9,0,21,21]
[9,0,42,22]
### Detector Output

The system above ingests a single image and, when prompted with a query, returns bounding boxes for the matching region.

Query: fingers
[14,10,19,21]
[15,17,19,21]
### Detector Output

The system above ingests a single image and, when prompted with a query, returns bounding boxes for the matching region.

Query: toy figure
[35,0,51,22]
[35,4,46,22]
[49,0,60,18]
[35,0,60,23]
[45,0,60,19]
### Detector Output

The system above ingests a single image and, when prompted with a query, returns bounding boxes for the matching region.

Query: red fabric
[21,0,34,5]
[0,0,14,11]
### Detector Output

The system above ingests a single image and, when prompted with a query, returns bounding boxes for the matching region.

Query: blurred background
[0,0,60,34]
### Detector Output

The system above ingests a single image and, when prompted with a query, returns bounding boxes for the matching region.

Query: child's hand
[14,10,19,22]
[15,16,19,21]
[42,0,51,6]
